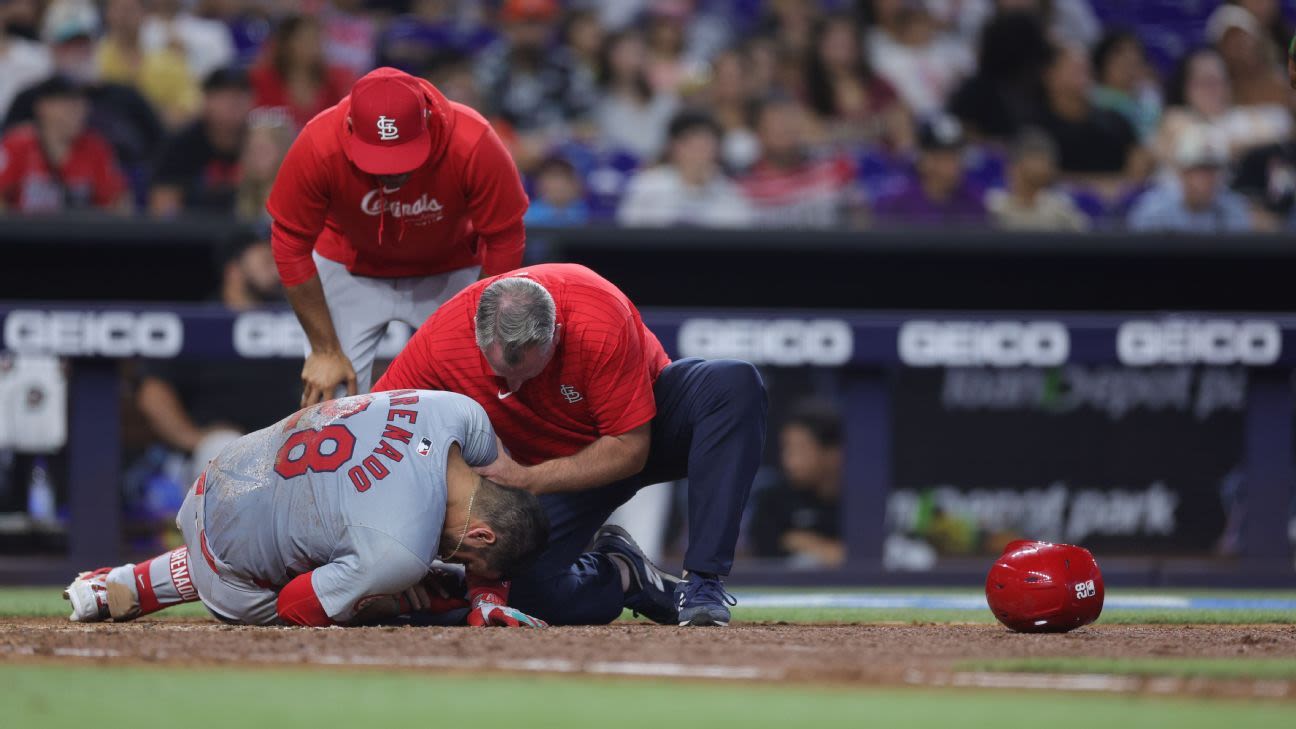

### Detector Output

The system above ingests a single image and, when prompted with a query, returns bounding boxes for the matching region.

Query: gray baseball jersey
[198,389,497,622]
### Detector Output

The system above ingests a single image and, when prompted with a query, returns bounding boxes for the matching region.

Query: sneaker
[675,572,737,627]
[590,525,681,625]
[63,567,139,623]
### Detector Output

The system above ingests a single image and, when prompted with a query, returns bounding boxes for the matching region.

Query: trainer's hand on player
[472,440,537,493]
[301,350,357,407]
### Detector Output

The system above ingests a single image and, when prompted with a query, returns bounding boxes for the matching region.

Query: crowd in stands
[2,0,1296,232]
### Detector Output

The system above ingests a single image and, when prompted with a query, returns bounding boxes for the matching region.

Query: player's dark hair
[783,400,843,448]
[474,479,550,577]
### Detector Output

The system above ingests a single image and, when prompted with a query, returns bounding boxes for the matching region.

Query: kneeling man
[64,390,548,627]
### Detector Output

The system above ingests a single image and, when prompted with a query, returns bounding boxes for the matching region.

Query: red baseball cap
[346,67,431,176]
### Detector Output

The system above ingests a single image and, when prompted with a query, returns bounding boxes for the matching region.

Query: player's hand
[301,350,357,407]
[472,440,537,492]
[465,577,547,628]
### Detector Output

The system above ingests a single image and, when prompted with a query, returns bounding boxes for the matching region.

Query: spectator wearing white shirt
[141,0,235,81]
[866,0,973,117]
[617,110,753,227]
[1129,125,1252,233]
[0,16,52,121]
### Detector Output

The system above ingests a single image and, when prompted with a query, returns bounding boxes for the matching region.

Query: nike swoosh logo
[137,574,146,589]
[497,390,513,400]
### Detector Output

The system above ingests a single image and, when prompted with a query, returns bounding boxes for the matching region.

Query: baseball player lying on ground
[63,390,550,627]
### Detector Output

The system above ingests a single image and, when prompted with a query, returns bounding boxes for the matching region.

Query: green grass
[9,585,1296,624]
[962,657,1296,681]
[2,663,1293,729]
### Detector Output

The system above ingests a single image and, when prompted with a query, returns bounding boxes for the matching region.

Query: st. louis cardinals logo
[376,115,399,141]
[560,385,583,403]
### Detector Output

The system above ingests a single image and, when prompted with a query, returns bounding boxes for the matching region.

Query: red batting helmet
[985,540,1104,633]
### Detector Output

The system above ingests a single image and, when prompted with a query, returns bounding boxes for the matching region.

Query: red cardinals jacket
[267,78,528,286]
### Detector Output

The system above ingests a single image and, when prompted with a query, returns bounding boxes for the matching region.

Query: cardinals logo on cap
[376,115,399,141]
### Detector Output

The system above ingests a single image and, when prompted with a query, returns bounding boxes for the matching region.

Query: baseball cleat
[63,567,139,623]
[675,572,737,627]
[591,525,682,625]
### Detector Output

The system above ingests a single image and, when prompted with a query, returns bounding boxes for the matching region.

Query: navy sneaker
[675,572,737,627]
[591,525,682,625]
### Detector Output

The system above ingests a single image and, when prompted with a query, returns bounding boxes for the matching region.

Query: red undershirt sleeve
[276,571,337,627]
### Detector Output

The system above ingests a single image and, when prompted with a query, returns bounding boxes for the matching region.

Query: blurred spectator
[1,0,43,41]
[8,7,162,201]
[1207,4,1290,109]
[865,0,973,118]
[203,0,272,68]
[1034,42,1147,194]
[321,0,378,78]
[96,0,201,127]
[235,109,294,224]
[986,129,1088,231]
[1128,125,1252,233]
[701,47,760,171]
[0,12,52,122]
[804,13,909,149]
[0,76,127,214]
[644,2,698,96]
[376,0,498,75]
[1233,137,1296,230]
[947,10,1053,141]
[739,96,857,228]
[595,30,679,160]
[249,15,353,130]
[1230,0,1292,60]
[750,401,843,567]
[873,114,986,226]
[135,236,297,485]
[1157,47,1292,169]
[142,0,235,81]
[524,156,589,227]
[617,110,753,227]
[150,68,253,217]
[557,8,605,122]
[759,0,819,60]
[1090,30,1162,142]
[477,0,584,134]
[950,0,1102,50]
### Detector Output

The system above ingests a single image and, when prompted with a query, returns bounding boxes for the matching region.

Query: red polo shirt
[267,77,528,286]
[373,264,670,466]
[0,125,125,213]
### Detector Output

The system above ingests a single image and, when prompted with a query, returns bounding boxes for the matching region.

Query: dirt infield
[2,619,1295,698]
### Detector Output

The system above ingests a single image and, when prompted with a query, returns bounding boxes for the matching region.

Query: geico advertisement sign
[1117,320,1280,366]
[3,310,182,357]
[678,318,852,366]
[234,312,412,359]
[899,321,1069,367]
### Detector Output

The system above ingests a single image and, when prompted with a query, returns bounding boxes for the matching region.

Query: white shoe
[63,567,139,622]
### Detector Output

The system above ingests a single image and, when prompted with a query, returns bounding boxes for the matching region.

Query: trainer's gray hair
[474,277,557,366]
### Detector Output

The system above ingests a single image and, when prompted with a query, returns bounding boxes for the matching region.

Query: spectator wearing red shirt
[249,15,354,131]
[268,66,528,406]
[0,76,126,213]
[374,264,768,627]
[739,96,858,228]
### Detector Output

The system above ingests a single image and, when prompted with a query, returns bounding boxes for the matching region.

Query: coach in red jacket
[268,67,528,405]
[375,264,768,627]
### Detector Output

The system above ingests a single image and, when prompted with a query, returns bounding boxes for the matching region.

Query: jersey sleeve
[455,395,498,467]
[464,128,528,276]
[584,316,658,437]
[310,525,430,623]
[267,132,332,286]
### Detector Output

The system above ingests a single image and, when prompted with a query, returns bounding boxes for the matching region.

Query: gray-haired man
[375,263,768,626]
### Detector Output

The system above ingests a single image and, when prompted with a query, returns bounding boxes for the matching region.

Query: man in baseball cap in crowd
[268,66,529,406]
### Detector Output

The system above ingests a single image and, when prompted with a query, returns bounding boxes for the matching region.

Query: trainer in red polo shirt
[374,262,767,629]
[269,66,528,406]
[374,263,669,468]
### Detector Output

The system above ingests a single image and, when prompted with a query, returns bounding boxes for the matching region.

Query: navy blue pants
[509,358,768,625]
